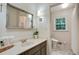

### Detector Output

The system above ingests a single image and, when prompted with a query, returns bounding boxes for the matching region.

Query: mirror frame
[6,3,33,30]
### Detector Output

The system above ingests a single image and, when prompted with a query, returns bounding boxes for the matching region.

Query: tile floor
[51,42,75,55]
[51,49,74,55]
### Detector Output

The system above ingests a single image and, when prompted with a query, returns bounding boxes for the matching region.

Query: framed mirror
[6,4,33,30]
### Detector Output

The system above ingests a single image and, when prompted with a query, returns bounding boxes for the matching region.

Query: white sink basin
[22,41,34,47]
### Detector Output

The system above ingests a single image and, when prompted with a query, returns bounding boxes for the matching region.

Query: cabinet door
[33,50,41,55]
[28,44,41,55]
[41,46,46,55]
[40,41,47,55]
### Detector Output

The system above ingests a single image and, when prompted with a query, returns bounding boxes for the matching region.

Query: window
[55,17,66,31]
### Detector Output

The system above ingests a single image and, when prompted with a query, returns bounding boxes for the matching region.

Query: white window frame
[54,17,68,32]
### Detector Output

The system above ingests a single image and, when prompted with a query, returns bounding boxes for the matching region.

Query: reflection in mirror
[19,14,32,29]
[6,4,33,30]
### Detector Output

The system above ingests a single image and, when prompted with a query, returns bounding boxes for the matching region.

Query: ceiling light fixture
[37,10,43,17]
[61,3,69,8]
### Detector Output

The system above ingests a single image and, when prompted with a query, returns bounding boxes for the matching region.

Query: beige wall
[51,7,74,50]
[78,5,79,54]
[71,4,79,54]
[0,4,7,33]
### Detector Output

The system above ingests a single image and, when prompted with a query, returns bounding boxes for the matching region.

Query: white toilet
[52,38,59,49]
[52,38,63,50]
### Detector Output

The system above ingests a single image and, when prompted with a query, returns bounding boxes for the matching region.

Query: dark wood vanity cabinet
[19,41,47,55]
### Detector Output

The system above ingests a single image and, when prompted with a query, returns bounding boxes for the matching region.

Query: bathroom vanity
[20,40,47,55]
[0,39,47,55]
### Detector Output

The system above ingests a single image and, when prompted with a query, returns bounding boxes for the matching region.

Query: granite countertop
[0,38,47,55]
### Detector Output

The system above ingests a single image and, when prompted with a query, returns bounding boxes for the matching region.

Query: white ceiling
[51,3,75,12]
[9,3,75,13]
[11,3,58,7]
